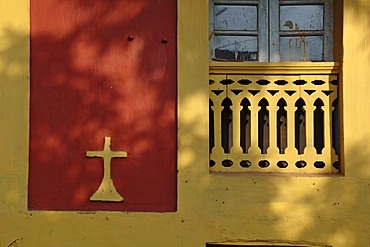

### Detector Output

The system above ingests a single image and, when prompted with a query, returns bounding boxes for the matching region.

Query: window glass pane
[279,36,323,61]
[215,5,258,31]
[280,5,323,31]
[215,36,258,61]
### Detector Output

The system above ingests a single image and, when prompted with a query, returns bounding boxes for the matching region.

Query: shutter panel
[29,0,177,212]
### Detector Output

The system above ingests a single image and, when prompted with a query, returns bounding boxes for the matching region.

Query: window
[208,1,342,174]
[209,0,334,62]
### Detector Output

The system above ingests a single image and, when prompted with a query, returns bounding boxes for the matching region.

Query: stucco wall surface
[1,0,370,246]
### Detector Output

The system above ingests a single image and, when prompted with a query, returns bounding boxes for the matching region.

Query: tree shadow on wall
[177,1,370,247]
[1,0,370,246]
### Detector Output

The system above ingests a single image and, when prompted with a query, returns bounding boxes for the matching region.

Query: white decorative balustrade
[209,73,340,174]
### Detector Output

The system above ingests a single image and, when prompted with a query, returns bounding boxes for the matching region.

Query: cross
[86,137,127,202]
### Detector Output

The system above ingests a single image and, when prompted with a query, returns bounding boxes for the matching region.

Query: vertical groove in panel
[269,0,280,62]
[259,0,269,62]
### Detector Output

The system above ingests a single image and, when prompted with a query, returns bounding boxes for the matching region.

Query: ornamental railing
[209,73,340,174]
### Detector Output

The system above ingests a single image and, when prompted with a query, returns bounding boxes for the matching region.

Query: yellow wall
[1,0,370,246]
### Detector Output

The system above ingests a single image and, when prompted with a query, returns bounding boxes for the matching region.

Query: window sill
[209,61,340,75]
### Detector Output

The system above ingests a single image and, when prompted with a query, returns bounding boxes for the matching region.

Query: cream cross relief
[86,137,127,202]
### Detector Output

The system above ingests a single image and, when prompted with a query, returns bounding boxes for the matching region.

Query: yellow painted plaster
[1,0,370,246]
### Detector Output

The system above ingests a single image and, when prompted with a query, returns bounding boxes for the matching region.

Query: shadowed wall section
[28,0,177,211]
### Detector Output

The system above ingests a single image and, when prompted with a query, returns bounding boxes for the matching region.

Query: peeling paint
[7,238,23,247]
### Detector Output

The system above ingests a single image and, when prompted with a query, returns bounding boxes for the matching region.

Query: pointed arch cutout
[295,98,306,154]
[240,98,251,153]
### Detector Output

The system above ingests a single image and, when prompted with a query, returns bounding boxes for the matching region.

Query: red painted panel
[29,0,177,211]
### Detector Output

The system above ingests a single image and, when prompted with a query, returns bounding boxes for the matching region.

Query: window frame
[209,0,335,62]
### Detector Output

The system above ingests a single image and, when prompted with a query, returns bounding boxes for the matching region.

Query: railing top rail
[209,62,340,75]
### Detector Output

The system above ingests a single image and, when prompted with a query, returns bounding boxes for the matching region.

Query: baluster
[300,94,318,173]
[209,84,226,168]
[249,100,260,157]
[231,100,243,154]
[304,98,316,157]
[322,95,333,172]
[267,98,279,156]
[285,102,297,157]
